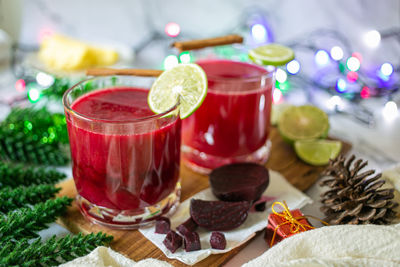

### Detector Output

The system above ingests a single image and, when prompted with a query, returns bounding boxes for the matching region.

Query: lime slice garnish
[271,103,292,126]
[278,105,329,144]
[249,44,295,66]
[148,63,207,119]
[295,139,342,166]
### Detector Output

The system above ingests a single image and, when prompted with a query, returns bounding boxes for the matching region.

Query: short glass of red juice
[182,56,275,173]
[63,76,181,229]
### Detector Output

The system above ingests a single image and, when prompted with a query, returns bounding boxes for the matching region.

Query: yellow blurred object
[38,34,119,71]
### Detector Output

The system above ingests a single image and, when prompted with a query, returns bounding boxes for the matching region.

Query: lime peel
[295,139,342,166]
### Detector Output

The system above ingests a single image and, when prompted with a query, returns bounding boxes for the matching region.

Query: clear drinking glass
[181,46,275,173]
[63,76,181,229]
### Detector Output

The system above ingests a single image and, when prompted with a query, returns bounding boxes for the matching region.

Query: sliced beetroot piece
[210,232,226,250]
[177,217,198,236]
[190,199,250,231]
[209,163,270,202]
[163,230,182,253]
[183,231,201,252]
[155,217,170,234]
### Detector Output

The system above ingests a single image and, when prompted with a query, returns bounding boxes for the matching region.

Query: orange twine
[269,201,329,247]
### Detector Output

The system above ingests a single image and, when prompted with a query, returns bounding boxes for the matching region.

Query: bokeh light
[363,30,381,48]
[165,22,181,37]
[336,78,347,92]
[382,101,398,122]
[251,24,267,43]
[163,55,179,70]
[326,95,344,111]
[346,57,361,72]
[380,63,394,76]
[286,60,300,75]
[273,88,283,104]
[179,52,192,64]
[15,79,26,92]
[315,50,330,66]
[347,71,358,83]
[275,68,287,83]
[36,72,55,87]
[330,46,343,61]
[28,88,40,103]
[360,86,370,99]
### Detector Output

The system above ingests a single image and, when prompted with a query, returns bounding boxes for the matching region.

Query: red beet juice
[182,59,273,172]
[65,86,181,227]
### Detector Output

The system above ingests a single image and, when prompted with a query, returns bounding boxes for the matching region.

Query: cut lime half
[278,105,329,144]
[249,44,295,66]
[148,63,208,119]
[271,103,292,126]
[295,139,342,166]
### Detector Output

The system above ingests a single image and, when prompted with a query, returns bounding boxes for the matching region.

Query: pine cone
[320,154,398,225]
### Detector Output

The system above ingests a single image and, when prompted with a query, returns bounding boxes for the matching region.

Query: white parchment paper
[139,170,312,265]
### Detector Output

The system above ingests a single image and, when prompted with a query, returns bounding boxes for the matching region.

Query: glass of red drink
[63,76,181,229]
[182,57,274,173]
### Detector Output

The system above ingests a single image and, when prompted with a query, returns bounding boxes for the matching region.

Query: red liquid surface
[182,59,272,169]
[66,87,181,211]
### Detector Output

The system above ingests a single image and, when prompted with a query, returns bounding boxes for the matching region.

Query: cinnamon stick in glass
[172,34,244,52]
[86,68,163,77]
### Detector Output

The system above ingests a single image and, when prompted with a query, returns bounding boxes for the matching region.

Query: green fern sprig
[0,185,60,214]
[0,232,113,267]
[0,197,72,242]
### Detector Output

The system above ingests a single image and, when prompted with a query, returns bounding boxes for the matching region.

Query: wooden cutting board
[56,127,351,266]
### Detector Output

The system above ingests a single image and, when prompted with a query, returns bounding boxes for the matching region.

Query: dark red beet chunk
[177,217,198,236]
[209,163,269,202]
[155,217,170,234]
[190,199,250,231]
[163,230,182,253]
[210,232,226,250]
[183,231,201,252]
[254,201,266,212]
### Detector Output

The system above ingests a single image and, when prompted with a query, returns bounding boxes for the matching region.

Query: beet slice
[163,230,182,253]
[210,232,226,250]
[183,231,201,252]
[209,163,269,202]
[190,199,250,231]
[177,217,198,236]
[155,217,170,234]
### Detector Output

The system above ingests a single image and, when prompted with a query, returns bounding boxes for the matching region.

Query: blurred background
[0,0,399,164]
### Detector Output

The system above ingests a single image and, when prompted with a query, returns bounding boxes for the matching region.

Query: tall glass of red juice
[182,59,274,173]
[63,76,181,229]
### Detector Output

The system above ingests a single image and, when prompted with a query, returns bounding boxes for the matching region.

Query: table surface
[0,64,399,266]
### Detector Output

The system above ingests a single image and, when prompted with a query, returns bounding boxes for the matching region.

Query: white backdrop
[12,0,400,68]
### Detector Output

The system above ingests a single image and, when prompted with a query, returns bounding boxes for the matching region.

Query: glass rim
[195,58,275,83]
[62,76,180,124]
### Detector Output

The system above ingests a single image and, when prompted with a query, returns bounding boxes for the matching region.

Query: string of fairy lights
[7,8,400,124]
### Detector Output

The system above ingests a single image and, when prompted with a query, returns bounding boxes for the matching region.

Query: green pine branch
[2,106,69,145]
[0,232,113,267]
[0,161,66,188]
[0,129,69,165]
[0,197,72,242]
[41,77,73,100]
[0,185,60,214]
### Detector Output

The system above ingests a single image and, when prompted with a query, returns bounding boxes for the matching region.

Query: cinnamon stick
[86,68,163,77]
[172,34,244,52]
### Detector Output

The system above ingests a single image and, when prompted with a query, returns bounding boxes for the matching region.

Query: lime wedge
[295,139,342,166]
[271,103,292,126]
[148,63,207,119]
[278,105,329,144]
[249,44,295,66]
